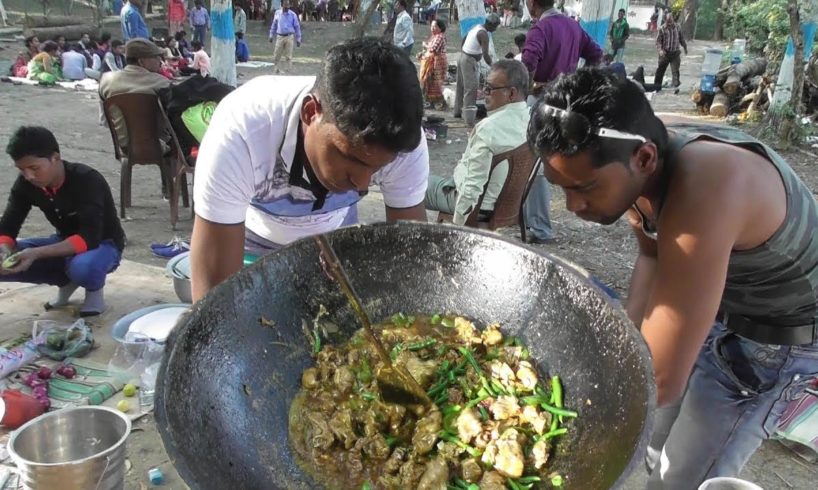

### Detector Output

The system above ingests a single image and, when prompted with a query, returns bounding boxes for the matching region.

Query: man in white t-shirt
[190,38,429,301]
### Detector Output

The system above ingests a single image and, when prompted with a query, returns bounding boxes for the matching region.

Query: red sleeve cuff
[0,236,15,249]
[66,235,88,254]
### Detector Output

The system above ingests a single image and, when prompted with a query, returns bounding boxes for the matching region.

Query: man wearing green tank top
[527,68,818,488]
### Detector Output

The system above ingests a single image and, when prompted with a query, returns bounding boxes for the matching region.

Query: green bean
[517,476,542,484]
[551,375,564,421]
[312,328,321,354]
[550,474,564,487]
[407,338,437,351]
[458,347,483,374]
[541,427,568,440]
[478,406,489,421]
[442,404,462,415]
[540,402,578,419]
[465,393,490,409]
[389,342,404,361]
[490,379,508,396]
[507,479,523,490]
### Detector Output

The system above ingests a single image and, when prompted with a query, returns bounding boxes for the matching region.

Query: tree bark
[680,0,697,41]
[713,0,729,40]
[763,0,805,146]
[710,89,730,117]
[353,0,381,38]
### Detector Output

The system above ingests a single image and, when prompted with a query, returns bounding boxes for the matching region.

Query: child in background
[189,41,211,77]
[235,32,250,63]
[505,33,526,61]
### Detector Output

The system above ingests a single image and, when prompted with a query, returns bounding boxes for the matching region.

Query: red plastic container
[0,390,45,429]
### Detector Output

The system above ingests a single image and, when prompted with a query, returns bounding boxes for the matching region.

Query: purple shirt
[189,6,210,27]
[522,10,603,83]
[269,8,302,44]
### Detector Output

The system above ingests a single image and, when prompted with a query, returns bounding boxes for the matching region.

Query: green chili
[517,476,542,484]
[407,338,438,351]
[550,474,564,487]
[431,314,443,325]
[458,347,483,374]
[441,317,455,328]
[312,328,321,354]
[360,391,376,401]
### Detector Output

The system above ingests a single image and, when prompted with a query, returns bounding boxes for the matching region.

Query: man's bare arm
[385,203,427,222]
[640,151,748,406]
[625,208,658,327]
[478,30,492,65]
[190,215,246,302]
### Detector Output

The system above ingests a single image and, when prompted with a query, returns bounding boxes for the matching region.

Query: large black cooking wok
[155,222,655,489]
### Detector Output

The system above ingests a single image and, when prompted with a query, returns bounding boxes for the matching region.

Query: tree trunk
[709,89,730,117]
[353,0,381,38]
[680,0,697,41]
[764,0,805,146]
[24,24,99,39]
[713,0,728,40]
[210,0,237,86]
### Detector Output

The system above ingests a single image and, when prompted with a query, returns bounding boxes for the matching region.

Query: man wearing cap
[99,39,171,151]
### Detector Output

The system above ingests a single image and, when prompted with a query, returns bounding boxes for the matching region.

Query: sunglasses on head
[539,100,646,152]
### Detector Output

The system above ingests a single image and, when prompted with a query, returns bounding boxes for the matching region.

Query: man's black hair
[528,68,668,168]
[236,31,245,40]
[314,37,422,153]
[514,33,526,48]
[191,40,203,51]
[619,8,626,14]
[24,36,37,48]
[397,0,408,9]
[6,127,60,161]
[175,31,187,41]
[112,39,124,49]
[100,32,112,44]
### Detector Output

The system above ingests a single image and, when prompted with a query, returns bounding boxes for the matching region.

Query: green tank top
[649,123,818,325]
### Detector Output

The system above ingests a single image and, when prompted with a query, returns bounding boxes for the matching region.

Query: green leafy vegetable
[391,312,416,327]
[407,338,437,351]
[431,314,443,325]
[441,317,455,328]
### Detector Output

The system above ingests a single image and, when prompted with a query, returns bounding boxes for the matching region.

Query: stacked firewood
[692,59,769,118]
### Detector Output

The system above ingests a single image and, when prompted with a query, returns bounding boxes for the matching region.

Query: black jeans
[654,50,681,87]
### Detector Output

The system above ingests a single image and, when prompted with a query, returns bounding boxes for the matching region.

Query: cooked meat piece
[531,438,550,469]
[521,405,549,435]
[416,456,449,490]
[412,410,442,455]
[515,361,538,391]
[488,361,517,387]
[478,471,507,490]
[361,434,391,460]
[481,323,504,346]
[490,395,521,421]
[384,404,407,431]
[435,440,463,464]
[304,412,334,450]
[301,367,320,389]
[361,407,387,437]
[384,447,407,474]
[454,317,482,345]
[461,458,483,483]
[405,355,439,388]
[448,387,465,405]
[399,459,426,488]
[332,366,355,394]
[329,409,357,449]
[494,428,525,478]
[456,408,483,444]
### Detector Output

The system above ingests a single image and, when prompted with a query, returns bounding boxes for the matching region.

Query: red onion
[36,366,52,380]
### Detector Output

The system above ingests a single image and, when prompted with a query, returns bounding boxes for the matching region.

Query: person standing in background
[609,8,629,63]
[168,0,187,36]
[120,0,149,41]
[392,0,414,55]
[654,13,687,89]
[521,0,602,245]
[189,0,211,45]
[453,14,500,119]
[0,0,9,27]
[269,0,302,74]
[234,3,247,36]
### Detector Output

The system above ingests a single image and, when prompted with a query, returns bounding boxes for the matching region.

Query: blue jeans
[614,47,625,63]
[523,174,554,240]
[647,322,818,489]
[0,236,122,291]
[193,24,207,44]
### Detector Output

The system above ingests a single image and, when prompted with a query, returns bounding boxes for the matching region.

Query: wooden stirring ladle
[313,234,433,410]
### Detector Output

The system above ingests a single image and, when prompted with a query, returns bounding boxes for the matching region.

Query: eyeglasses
[538,101,646,152]
[484,85,512,95]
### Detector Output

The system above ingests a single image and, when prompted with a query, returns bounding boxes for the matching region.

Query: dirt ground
[1,13,818,489]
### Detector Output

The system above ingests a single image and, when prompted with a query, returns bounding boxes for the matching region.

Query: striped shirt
[656,24,686,54]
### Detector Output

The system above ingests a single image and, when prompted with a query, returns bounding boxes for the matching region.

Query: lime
[116,400,130,412]
[123,384,137,397]
[2,253,20,270]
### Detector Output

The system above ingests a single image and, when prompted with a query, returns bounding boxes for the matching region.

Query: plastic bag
[35,319,94,361]
[108,333,165,384]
